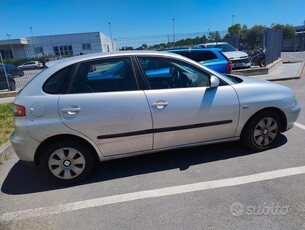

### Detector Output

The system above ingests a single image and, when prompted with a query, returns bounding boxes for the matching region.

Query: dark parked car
[0,72,16,91]
[0,64,24,78]
[163,48,232,74]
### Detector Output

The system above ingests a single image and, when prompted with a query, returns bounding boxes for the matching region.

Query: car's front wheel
[241,111,281,151]
[40,140,96,184]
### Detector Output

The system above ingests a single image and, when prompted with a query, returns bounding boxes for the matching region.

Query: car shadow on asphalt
[1,135,287,195]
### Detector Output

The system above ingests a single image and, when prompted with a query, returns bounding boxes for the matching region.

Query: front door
[137,56,240,150]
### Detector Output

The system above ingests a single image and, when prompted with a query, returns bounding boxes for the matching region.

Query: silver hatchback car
[10,51,301,184]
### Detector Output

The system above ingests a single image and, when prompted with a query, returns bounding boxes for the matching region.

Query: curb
[232,59,283,76]
[265,61,304,82]
[0,91,18,98]
[0,141,14,162]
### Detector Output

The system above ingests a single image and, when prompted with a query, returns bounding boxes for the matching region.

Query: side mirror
[210,75,219,88]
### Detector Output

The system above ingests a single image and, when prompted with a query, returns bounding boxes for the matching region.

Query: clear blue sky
[0,0,304,40]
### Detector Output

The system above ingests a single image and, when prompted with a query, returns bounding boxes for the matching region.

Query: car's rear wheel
[241,111,281,151]
[40,140,96,184]
[9,80,16,91]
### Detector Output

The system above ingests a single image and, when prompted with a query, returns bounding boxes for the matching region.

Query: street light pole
[108,22,114,51]
[6,34,15,59]
[172,18,175,44]
[29,27,37,57]
[232,15,235,26]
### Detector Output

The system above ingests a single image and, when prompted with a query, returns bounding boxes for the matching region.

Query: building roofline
[26,31,107,39]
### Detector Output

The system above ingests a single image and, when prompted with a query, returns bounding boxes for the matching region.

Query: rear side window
[43,66,71,94]
[192,51,218,62]
[72,57,137,93]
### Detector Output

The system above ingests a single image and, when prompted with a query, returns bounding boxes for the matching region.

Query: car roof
[162,48,222,52]
[46,50,184,68]
[204,42,228,45]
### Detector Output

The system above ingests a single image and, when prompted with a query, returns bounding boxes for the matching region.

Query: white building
[0,32,117,60]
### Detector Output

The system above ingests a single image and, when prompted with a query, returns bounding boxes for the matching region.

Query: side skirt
[98,137,240,162]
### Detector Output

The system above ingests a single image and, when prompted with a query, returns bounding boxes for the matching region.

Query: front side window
[72,57,137,93]
[138,57,210,90]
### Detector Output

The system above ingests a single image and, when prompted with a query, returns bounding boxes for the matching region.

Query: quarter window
[138,57,210,90]
[43,66,71,94]
[72,58,137,93]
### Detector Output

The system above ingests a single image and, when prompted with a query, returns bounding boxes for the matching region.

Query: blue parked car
[163,48,232,74]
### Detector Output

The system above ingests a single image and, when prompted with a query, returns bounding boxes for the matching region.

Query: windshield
[206,43,237,52]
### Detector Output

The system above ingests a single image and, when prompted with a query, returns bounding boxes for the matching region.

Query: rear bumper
[10,131,40,163]
[232,60,251,69]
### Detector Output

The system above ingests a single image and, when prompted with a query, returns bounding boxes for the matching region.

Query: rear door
[58,57,153,156]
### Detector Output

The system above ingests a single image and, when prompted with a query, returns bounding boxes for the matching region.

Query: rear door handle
[62,106,82,115]
[152,101,168,109]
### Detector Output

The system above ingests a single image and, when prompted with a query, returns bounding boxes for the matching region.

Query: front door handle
[62,106,82,115]
[152,101,168,109]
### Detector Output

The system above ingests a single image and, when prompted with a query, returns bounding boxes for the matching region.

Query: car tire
[9,80,16,91]
[241,111,281,151]
[40,140,96,184]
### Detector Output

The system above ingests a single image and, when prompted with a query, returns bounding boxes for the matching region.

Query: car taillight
[13,104,26,117]
[220,52,232,72]
[227,60,233,71]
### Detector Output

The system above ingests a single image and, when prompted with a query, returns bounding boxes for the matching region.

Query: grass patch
[0,103,14,146]
[0,153,11,165]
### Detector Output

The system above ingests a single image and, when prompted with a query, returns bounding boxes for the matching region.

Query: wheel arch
[241,107,287,136]
[34,134,100,166]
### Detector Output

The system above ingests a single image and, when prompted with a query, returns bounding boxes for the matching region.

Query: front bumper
[284,101,301,131]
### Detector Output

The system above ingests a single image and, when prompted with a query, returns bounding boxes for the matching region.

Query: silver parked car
[10,51,301,184]
[18,61,43,70]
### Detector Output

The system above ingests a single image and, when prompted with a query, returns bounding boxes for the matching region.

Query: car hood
[223,51,249,60]
[229,75,296,106]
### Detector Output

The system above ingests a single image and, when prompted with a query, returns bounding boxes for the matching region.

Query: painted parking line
[295,122,305,131]
[1,165,305,223]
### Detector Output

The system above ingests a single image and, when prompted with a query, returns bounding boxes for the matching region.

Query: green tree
[248,25,266,50]
[208,31,221,42]
[121,46,134,50]
[271,23,296,36]
[227,23,242,36]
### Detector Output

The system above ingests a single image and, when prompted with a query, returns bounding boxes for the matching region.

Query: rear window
[192,51,218,62]
[172,51,194,60]
[171,50,218,62]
